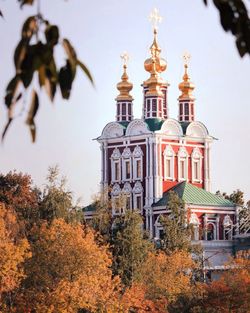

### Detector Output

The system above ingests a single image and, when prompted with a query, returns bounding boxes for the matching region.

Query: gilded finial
[149,8,162,31]
[178,52,195,100]
[144,8,167,74]
[116,52,133,101]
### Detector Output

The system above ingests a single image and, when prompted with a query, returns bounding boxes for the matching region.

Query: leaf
[45,25,59,47]
[14,39,28,72]
[5,76,21,108]
[203,0,208,5]
[26,90,39,143]
[38,66,46,86]
[18,0,34,8]
[21,16,37,40]
[0,9,4,18]
[58,60,74,99]
[2,118,13,142]
[62,38,77,66]
[77,60,94,85]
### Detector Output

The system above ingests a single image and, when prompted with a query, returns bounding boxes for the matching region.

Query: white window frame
[122,148,132,182]
[133,181,143,213]
[178,147,188,181]
[111,183,123,216]
[133,146,143,181]
[163,145,175,181]
[122,182,132,210]
[111,148,121,183]
[191,147,202,183]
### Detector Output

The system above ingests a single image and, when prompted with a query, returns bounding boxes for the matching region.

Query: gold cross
[183,51,191,66]
[120,51,129,66]
[149,8,162,30]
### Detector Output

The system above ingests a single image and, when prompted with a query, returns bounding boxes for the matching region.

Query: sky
[0,0,249,205]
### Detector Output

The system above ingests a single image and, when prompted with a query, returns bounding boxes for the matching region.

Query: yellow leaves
[19,218,120,312]
[0,203,31,296]
[138,251,195,302]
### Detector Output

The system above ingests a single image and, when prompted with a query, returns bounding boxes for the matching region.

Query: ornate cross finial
[120,51,129,66]
[183,51,191,66]
[149,8,162,30]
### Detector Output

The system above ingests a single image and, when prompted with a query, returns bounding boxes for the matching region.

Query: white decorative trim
[186,121,209,139]
[111,148,121,159]
[133,181,143,194]
[160,118,183,137]
[133,146,143,181]
[177,146,189,181]
[122,147,132,158]
[163,145,175,181]
[191,147,202,183]
[122,147,132,181]
[190,212,200,225]
[123,182,132,193]
[101,122,124,139]
[111,183,121,196]
[126,119,150,136]
[133,145,143,158]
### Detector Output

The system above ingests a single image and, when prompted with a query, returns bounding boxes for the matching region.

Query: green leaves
[3,12,94,142]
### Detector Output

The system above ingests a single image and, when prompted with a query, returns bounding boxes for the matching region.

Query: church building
[85,9,240,269]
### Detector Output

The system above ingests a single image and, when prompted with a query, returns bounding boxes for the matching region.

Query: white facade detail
[111,148,121,183]
[191,147,202,183]
[190,212,200,240]
[133,146,143,181]
[178,146,189,181]
[133,181,143,212]
[122,147,132,182]
[163,145,175,181]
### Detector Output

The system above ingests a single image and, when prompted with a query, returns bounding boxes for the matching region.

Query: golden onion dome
[178,64,195,100]
[144,29,167,74]
[116,64,133,101]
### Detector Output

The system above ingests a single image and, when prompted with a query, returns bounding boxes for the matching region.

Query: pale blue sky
[0,0,249,205]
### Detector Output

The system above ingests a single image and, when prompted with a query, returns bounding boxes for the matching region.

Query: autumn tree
[135,250,197,311]
[112,210,153,287]
[159,191,194,255]
[15,219,120,313]
[39,165,84,224]
[0,171,39,234]
[0,203,31,311]
[203,257,250,313]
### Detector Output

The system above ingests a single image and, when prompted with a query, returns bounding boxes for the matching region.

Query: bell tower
[143,9,169,120]
[178,53,195,122]
[115,52,134,122]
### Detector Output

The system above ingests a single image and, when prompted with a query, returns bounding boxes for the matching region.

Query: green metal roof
[83,203,97,212]
[145,118,164,131]
[118,121,129,128]
[180,122,190,134]
[153,182,235,207]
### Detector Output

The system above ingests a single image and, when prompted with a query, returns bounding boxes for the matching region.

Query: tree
[112,210,153,287]
[15,219,120,313]
[0,171,39,234]
[204,257,250,312]
[159,191,194,255]
[1,0,93,142]
[0,203,31,310]
[137,251,196,307]
[39,165,84,224]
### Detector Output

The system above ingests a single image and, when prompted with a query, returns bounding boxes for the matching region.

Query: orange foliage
[16,219,120,312]
[204,258,250,313]
[0,203,31,298]
[139,250,195,302]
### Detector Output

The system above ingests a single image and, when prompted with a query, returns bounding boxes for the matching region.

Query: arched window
[223,215,233,240]
[192,147,202,183]
[206,223,216,241]
[122,148,132,181]
[163,145,175,180]
[133,181,143,212]
[133,146,143,181]
[154,215,164,240]
[111,148,121,182]
[178,147,188,181]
